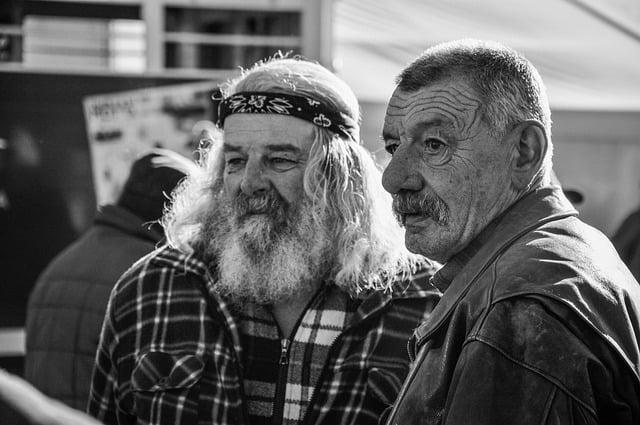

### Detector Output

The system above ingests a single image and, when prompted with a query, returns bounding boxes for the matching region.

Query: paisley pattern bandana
[217,91,358,142]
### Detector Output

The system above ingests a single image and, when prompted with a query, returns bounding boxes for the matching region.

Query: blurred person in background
[380,39,640,425]
[24,149,192,410]
[88,56,440,425]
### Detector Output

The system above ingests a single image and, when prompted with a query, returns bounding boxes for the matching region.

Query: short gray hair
[397,39,552,142]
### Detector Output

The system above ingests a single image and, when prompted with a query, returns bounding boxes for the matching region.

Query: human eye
[385,140,399,155]
[422,137,451,164]
[268,156,298,172]
[224,155,246,172]
[425,137,446,153]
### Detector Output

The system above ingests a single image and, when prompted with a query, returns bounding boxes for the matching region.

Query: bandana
[217,91,358,142]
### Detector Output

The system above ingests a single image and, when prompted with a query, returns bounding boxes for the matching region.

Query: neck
[271,281,322,338]
[520,168,550,196]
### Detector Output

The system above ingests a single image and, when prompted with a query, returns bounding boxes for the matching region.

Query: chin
[405,231,448,263]
[404,232,429,256]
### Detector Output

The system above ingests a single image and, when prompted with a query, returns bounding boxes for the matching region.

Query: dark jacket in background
[24,205,163,410]
[385,186,640,425]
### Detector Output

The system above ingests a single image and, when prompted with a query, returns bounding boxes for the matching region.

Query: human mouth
[403,214,433,229]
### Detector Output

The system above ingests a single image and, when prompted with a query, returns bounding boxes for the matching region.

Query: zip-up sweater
[87,245,440,425]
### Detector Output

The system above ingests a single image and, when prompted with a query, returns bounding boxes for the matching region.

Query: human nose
[240,157,269,195]
[382,145,423,194]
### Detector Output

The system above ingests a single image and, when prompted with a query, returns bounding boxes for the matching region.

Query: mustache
[392,191,449,226]
[233,189,289,224]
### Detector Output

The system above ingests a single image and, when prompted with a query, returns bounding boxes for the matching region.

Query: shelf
[163,31,300,47]
[0,0,330,75]
[0,61,234,79]
[0,24,23,35]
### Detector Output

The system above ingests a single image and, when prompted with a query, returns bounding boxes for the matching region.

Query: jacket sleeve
[442,339,598,425]
[86,286,133,425]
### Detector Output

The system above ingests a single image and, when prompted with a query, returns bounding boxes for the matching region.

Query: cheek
[447,152,499,206]
[473,154,511,201]
[434,169,471,206]
[273,173,306,204]
[222,173,240,197]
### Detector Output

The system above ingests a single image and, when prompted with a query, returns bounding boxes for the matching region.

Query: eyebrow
[381,128,396,142]
[222,144,243,153]
[265,144,302,153]
[383,117,452,141]
[222,143,302,154]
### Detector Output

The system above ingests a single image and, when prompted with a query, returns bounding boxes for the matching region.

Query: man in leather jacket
[380,39,640,425]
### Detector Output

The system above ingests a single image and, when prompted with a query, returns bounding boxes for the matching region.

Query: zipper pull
[279,339,290,365]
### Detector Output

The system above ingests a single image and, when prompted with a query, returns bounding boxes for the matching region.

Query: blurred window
[164,7,301,70]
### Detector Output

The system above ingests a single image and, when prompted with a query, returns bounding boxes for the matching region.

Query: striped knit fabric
[239,286,353,425]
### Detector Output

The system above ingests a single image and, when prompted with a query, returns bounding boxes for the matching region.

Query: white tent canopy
[334,0,640,111]
[333,0,640,235]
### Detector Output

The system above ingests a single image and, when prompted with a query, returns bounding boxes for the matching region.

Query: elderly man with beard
[87,57,439,425]
[380,40,640,425]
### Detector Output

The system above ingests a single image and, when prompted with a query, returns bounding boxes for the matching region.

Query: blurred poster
[83,81,218,205]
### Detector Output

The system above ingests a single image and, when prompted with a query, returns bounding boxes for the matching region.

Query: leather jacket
[384,186,640,425]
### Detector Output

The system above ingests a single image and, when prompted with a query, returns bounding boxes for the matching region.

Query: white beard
[210,197,332,305]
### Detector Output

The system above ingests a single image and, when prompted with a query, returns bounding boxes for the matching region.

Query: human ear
[508,120,547,190]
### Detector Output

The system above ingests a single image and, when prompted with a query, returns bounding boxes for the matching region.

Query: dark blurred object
[551,170,584,206]
[563,188,584,205]
[612,208,640,282]
[24,150,189,410]
[117,150,188,228]
[0,129,76,329]
[0,368,102,425]
[0,0,23,63]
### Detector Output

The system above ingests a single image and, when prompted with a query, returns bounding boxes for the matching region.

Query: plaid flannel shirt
[88,245,440,425]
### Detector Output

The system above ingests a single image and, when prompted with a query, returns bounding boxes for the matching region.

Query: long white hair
[163,57,429,294]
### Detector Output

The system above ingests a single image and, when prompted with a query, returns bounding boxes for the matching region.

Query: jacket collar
[350,267,440,325]
[414,184,577,342]
[430,230,488,293]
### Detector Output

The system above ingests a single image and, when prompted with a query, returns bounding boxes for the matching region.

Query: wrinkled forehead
[383,80,482,136]
[223,114,316,153]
